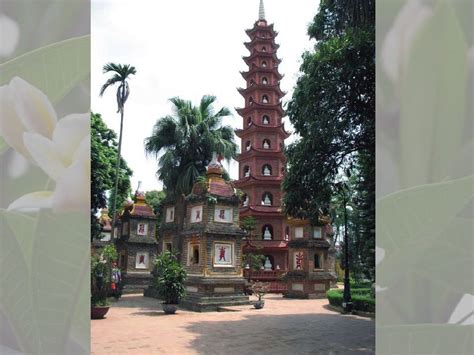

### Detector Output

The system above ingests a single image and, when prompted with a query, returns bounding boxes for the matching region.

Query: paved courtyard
[92,294,375,354]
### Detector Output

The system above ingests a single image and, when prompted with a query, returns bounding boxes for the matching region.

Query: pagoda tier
[240,67,284,81]
[238,83,286,98]
[243,51,282,66]
[236,103,285,117]
[244,38,280,51]
[245,23,277,37]
[235,123,291,139]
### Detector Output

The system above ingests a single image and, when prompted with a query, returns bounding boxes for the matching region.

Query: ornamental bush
[326,288,375,313]
[153,251,187,304]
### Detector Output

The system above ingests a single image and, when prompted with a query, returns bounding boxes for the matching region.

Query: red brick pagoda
[235,0,290,292]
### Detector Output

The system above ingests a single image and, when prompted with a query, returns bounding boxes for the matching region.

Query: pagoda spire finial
[259,0,265,20]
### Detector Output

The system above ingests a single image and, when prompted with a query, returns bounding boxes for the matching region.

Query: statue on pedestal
[264,257,272,270]
[263,226,272,240]
[262,194,271,206]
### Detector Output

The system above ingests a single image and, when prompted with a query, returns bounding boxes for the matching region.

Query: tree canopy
[91,112,133,220]
[144,95,237,195]
[283,0,375,278]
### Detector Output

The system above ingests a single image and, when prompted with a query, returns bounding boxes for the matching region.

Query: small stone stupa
[116,192,158,293]
[179,153,249,311]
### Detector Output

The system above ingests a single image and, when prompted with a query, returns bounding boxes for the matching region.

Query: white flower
[1,77,89,214]
[0,77,57,160]
[0,14,20,58]
[381,0,434,82]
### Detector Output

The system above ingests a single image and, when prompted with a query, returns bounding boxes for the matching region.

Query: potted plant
[153,251,187,314]
[91,244,117,319]
[250,281,270,309]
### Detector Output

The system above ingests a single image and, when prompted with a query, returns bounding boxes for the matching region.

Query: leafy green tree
[283,0,375,278]
[99,63,137,232]
[145,190,166,222]
[240,216,258,238]
[144,95,237,195]
[91,112,132,239]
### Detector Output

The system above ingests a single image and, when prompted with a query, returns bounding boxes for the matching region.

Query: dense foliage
[327,287,375,313]
[91,113,132,239]
[240,216,258,237]
[91,245,118,306]
[144,95,237,195]
[144,190,166,223]
[153,251,187,304]
[283,0,375,279]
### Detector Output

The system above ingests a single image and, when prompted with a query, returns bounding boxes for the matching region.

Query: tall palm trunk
[110,83,125,239]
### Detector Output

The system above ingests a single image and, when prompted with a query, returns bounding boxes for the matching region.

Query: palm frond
[99,74,122,96]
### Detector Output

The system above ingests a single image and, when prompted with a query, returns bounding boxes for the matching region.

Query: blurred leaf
[0,210,89,354]
[0,137,8,155]
[0,35,90,104]
[378,324,473,354]
[31,210,90,354]
[0,210,41,352]
[400,1,467,188]
[377,175,473,251]
[31,210,89,354]
[377,176,473,326]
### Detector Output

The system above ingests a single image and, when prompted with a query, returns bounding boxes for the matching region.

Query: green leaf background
[0,36,90,354]
[377,1,473,354]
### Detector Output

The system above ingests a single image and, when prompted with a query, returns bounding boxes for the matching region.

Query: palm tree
[99,63,136,238]
[145,95,237,195]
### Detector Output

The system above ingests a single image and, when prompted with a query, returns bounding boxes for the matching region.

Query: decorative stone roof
[99,209,112,232]
[123,192,156,218]
[190,153,237,199]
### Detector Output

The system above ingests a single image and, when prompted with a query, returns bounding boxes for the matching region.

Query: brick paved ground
[91,294,375,354]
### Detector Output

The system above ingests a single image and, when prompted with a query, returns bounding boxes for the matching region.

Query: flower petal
[53,113,90,164]
[23,132,65,180]
[0,84,31,159]
[8,191,53,211]
[10,77,57,139]
[52,136,90,214]
[381,0,434,82]
[0,14,20,58]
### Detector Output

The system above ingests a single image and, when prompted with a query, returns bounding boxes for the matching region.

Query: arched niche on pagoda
[245,140,252,152]
[242,194,249,207]
[262,115,270,125]
[247,117,252,126]
[261,192,273,206]
[262,164,272,176]
[262,77,268,85]
[243,165,251,177]
[261,95,269,104]
[262,224,273,240]
[262,139,271,149]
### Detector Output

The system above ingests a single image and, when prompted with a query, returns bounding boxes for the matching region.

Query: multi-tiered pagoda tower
[235,1,290,291]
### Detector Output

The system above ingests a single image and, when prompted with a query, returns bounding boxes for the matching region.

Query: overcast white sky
[92,0,320,193]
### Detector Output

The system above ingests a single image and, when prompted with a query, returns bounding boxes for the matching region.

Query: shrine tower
[234,0,290,290]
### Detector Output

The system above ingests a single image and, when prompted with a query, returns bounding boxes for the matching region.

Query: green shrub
[91,244,118,306]
[153,251,187,304]
[327,289,343,307]
[352,295,375,313]
[326,288,375,313]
